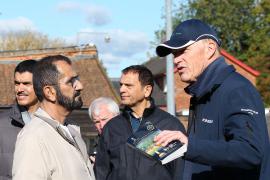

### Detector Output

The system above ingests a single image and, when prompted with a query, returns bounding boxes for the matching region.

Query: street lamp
[76,31,111,46]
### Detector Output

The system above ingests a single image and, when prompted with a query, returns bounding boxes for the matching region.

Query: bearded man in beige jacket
[12,55,95,180]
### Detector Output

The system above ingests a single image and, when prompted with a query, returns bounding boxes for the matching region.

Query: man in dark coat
[155,19,270,180]
[94,65,186,180]
[0,60,39,180]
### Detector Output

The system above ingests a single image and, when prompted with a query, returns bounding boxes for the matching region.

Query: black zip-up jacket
[183,57,270,180]
[94,101,186,180]
[0,104,25,180]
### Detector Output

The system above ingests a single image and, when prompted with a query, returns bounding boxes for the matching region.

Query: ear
[206,39,218,59]
[43,85,57,102]
[144,85,153,98]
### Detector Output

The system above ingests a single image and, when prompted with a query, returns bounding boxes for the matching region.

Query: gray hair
[88,97,119,120]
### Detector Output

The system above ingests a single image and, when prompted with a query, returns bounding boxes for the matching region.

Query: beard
[56,88,83,111]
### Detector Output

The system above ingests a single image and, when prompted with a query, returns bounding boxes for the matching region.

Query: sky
[0,0,177,78]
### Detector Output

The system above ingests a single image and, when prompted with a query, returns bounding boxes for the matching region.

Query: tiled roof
[0,46,119,107]
[74,58,120,107]
[143,57,166,76]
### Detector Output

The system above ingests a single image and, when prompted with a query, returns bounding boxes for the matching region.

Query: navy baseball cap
[156,19,221,57]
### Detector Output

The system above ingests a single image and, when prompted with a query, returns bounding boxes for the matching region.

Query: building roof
[0,45,120,107]
[220,49,260,76]
[143,57,166,75]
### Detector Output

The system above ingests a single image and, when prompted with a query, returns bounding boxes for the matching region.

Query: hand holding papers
[127,121,187,165]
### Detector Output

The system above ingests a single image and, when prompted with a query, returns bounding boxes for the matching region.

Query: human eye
[101,117,109,121]
[67,76,79,86]
[94,120,100,124]
[23,82,32,86]
[126,84,133,88]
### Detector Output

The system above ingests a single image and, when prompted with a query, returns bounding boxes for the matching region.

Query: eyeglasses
[66,76,80,88]
[55,76,80,88]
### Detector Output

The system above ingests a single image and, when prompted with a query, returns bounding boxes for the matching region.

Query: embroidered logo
[146,123,155,131]
[241,108,258,115]
[202,118,213,124]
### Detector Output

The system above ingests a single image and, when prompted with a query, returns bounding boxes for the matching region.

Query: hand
[154,130,188,146]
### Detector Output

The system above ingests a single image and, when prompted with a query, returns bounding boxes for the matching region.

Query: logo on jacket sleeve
[241,108,258,115]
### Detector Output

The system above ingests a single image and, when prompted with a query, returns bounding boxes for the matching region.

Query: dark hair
[14,60,37,74]
[122,65,154,87]
[33,55,72,102]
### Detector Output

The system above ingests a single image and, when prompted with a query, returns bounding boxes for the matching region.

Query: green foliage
[0,30,68,51]
[186,0,270,105]
[155,0,270,105]
[186,0,270,62]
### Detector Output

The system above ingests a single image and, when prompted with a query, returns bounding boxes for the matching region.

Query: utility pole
[165,0,175,115]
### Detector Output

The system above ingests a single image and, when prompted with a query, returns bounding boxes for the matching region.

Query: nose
[173,54,183,65]
[119,85,125,93]
[17,83,25,92]
[100,121,106,129]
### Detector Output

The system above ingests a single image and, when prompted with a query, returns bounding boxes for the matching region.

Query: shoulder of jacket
[0,109,12,119]
[153,107,178,120]
[18,117,50,137]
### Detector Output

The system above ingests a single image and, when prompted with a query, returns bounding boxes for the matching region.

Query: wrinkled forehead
[14,71,33,82]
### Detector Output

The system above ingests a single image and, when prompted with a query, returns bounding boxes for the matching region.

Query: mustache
[17,92,28,96]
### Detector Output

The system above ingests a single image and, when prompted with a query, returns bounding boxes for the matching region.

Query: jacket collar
[185,56,235,100]
[34,108,89,162]
[123,98,156,119]
[9,104,25,128]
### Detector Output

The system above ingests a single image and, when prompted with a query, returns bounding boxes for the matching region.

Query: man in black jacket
[0,60,39,180]
[94,65,186,180]
[155,19,270,180]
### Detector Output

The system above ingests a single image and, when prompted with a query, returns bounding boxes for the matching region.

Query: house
[144,49,260,127]
[0,45,119,153]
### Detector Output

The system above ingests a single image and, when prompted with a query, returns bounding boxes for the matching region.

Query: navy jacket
[94,100,186,180]
[183,57,270,180]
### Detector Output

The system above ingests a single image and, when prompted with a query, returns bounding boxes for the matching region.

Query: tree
[185,0,270,62]
[155,0,270,105]
[0,30,68,51]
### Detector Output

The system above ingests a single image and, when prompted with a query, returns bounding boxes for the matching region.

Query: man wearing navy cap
[154,19,270,180]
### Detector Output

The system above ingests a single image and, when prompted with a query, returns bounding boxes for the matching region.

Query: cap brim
[156,40,195,57]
